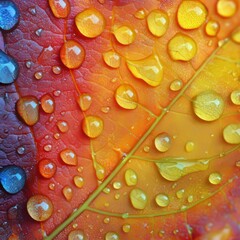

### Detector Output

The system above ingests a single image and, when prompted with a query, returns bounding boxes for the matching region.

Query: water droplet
[134,8,146,19]
[48,183,55,190]
[185,141,195,153]
[103,217,110,224]
[49,0,70,19]
[35,28,43,37]
[38,159,56,179]
[155,194,169,207]
[177,0,207,29]
[154,132,171,152]
[53,90,61,97]
[113,181,122,190]
[7,205,19,220]
[52,66,62,75]
[125,169,138,186]
[223,123,240,144]
[60,148,78,165]
[231,27,240,43]
[147,9,169,37]
[205,20,220,36]
[44,144,52,152]
[54,133,60,139]
[113,25,136,45]
[75,8,105,38]
[77,94,92,111]
[103,187,110,194]
[28,7,36,16]
[17,146,25,155]
[122,224,131,233]
[130,188,148,210]
[115,193,120,200]
[176,189,185,199]
[40,94,55,114]
[209,172,222,185]
[25,60,33,69]
[0,1,20,31]
[115,84,138,110]
[105,232,119,240]
[68,230,87,240]
[95,162,105,180]
[0,165,26,194]
[230,90,240,105]
[156,157,209,181]
[170,79,183,91]
[103,51,121,68]
[82,115,104,138]
[16,96,39,126]
[168,33,197,61]
[60,40,85,69]
[101,106,110,114]
[57,120,69,133]
[192,91,224,121]
[27,195,53,221]
[62,185,73,201]
[72,223,78,229]
[143,145,150,152]
[127,54,163,87]
[73,176,84,188]
[217,0,237,18]
[34,71,43,80]
[187,195,194,203]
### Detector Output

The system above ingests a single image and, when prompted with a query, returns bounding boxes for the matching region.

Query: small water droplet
[217,0,237,18]
[48,183,55,190]
[205,20,220,36]
[113,181,122,190]
[82,115,104,138]
[103,51,121,68]
[62,185,73,201]
[154,132,171,152]
[77,94,92,111]
[25,60,33,69]
[38,159,56,179]
[35,28,43,37]
[40,94,55,113]
[176,189,185,199]
[223,123,240,144]
[68,230,86,240]
[231,27,240,43]
[28,7,36,15]
[130,188,148,210]
[209,172,222,185]
[103,217,110,224]
[155,193,169,207]
[73,176,84,188]
[122,224,131,233]
[113,25,136,45]
[17,146,25,155]
[34,71,43,80]
[185,141,195,152]
[187,195,194,203]
[52,66,62,75]
[60,148,78,165]
[125,169,138,186]
[8,205,19,220]
[49,0,70,19]
[105,232,119,240]
[235,161,240,167]
[44,144,52,152]
[134,8,146,19]
[230,90,240,105]
[101,106,110,114]
[95,162,105,181]
[103,187,110,194]
[53,90,61,97]
[170,79,183,91]
[54,133,60,139]
[57,120,69,133]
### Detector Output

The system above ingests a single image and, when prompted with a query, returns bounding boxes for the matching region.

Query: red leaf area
[1,0,240,239]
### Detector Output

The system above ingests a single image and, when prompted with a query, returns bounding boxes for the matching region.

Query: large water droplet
[154,133,171,152]
[155,193,169,207]
[82,115,104,138]
[230,90,240,105]
[60,149,78,165]
[209,172,222,185]
[113,25,136,45]
[105,232,119,240]
[125,169,138,186]
[38,159,56,179]
[49,0,70,19]
[103,51,121,68]
[217,0,237,18]
[223,123,240,144]
[130,188,148,210]
[205,20,220,36]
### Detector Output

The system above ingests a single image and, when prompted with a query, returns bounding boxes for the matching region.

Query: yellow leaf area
[24,0,240,239]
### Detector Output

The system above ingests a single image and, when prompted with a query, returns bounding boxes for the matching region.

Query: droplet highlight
[170,79,183,91]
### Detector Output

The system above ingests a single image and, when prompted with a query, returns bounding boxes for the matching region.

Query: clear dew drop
[48,0,70,19]
[75,8,106,38]
[77,94,92,111]
[113,181,122,190]
[62,186,73,201]
[122,224,131,233]
[147,9,169,37]
[176,189,185,199]
[38,159,56,179]
[27,195,53,222]
[223,123,240,144]
[52,66,62,75]
[82,115,104,138]
[113,25,136,45]
[177,0,208,29]
[170,79,183,91]
[28,7,36,15]
[115,84,138,110]
[217,0,237,18]
[17,146,25,155]
[185,141,195,153]
[155,194,170,207]
[73,176,84,188]
[230,90,240,105]
[154,132,171,152]
[103,51,121,68]
[168,33,197,61]
[192,91,224,121]
[134,8,146,19]
[125,169,138,186]
[68,230,86,240]
[127,54,163,87]
[60,148,78,165]
[209,172,222,185]
[25,60,33,69]
[205,20,220,36]
[143,145,150,152]
[57,120,69,133]
[103,187,110,194]
[40,94,55,114]
[130,188,148,210]
[35,28,43,37]
[105,232,119,240]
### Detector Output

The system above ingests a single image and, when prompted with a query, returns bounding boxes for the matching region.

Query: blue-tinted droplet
[0,165,26,194]
[0,1,20,31]
[0,50,19,84]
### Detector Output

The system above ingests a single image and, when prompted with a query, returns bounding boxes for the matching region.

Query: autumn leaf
[1,0,240,239]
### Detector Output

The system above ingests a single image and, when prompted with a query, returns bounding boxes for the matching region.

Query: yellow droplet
[168,33,197,61]
[134,8,146,19]
[75,8,106,38]
[187,195,194,203]
[125,169,138,186]
[156,157,209,181]
[170,79,183,91]
[231,27,240,43]
[177,0,208,29]
[192,91,224,121]
[27,195,53,222]
[68,230,86,240]
[230,90,240,105]
[122,224,131,233]
[73,176,84,188]
[103,51,121,68]
[82,115,104,138]
[113,25,136,45]
[114,193,120,200]
[223,124,240,144]
[101,106,110,113]
[113,181,122,190]
[115,84,138,110]
[176,189,185,199]
[62,186,73,201]
[155,193,169,207]
[103,187,110,194]
[127,54,163,87]
[147,9,169,37]
[205,20,220,36]
[103,217,110,224]
[143,145,150,152]
[60,148,78,165]
[57,120,69,133]
[209,172,222,185]
[235,161,240,167]
[154,132,171,152]
[130,188,148,210]
[185,141,195,153]
[105,232,119,240]
[95,162,105,181]
[217,0,237,18]
[34,71,43,80]
[77,94,92,111]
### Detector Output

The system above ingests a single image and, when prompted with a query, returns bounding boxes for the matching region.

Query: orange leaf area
[4,0,240,239]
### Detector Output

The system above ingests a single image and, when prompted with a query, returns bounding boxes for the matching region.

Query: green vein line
[45,39,229,240]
